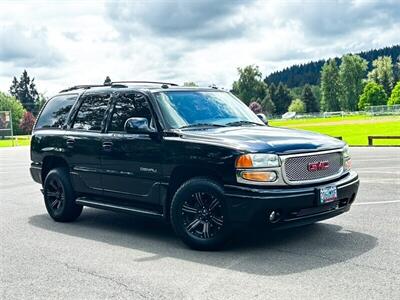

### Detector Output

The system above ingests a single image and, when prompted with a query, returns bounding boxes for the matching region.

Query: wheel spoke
[186,218,201,232]
[208,198,219,211]
[56,200,62,209]
[193,192,204,206]
[182,204,197,214]
[47,191,57,197]
[50,181,58,191]
[211,216,223,226]
[203,222,210,239]
[51,199,59,208]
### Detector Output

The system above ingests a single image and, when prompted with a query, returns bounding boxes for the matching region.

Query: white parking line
[354,200,400,205]
[354,158,400,162]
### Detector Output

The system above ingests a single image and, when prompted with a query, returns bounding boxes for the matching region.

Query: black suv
[30,81,359,250]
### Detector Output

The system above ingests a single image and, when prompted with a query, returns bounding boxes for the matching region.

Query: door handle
[102,141,113,151]
[66,138,75,148]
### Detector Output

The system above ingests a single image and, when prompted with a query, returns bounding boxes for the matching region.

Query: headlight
[343,146,352,171]
[236,153,280,168]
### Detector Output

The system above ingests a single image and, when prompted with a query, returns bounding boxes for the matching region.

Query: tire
[43,168,82,222]
[170,177,232,250]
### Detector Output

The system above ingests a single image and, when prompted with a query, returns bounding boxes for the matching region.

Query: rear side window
[109,93,152,132]
[35,94,77,129]
[72,94,110,131]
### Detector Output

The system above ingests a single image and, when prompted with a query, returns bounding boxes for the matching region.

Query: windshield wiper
[179,123,227,129]
[225,120,264,127]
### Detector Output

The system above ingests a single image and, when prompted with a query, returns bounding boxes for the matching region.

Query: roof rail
[111,81,179,86]
[59,84,105,93]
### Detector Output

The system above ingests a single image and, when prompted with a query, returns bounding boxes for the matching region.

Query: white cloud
[0,0,399,97]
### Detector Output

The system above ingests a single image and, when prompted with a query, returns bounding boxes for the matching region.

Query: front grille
[283,151,343,183]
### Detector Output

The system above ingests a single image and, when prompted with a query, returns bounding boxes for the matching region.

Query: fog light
[241,171,277,182]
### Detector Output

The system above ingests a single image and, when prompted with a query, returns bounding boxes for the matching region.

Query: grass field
[270,115,400,145]
[0,136,31,147]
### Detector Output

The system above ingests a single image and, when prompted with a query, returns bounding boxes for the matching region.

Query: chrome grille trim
[281,149,345,185]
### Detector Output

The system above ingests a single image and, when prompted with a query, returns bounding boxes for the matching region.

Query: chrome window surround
[236,148,348,186]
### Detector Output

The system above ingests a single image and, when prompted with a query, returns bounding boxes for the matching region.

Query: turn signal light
[236,155,253,168]
[241,171,277,182]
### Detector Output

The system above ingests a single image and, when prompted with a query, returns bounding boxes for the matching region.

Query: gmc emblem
[307,161,329,172]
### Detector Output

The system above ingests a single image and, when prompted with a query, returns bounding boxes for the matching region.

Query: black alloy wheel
[45,177,65,214]
[170,177,232,250]
[182,192,224,239]
[43,168,83,222]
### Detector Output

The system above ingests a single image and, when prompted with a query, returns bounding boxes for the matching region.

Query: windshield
[154,91,264,129]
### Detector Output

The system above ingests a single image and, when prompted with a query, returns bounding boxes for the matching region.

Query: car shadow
[29,208,377,276]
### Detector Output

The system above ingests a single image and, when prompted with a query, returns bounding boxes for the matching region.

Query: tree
[248,101,263,114]
[301,84,319,112]
[274,82,292,115]
[358,82,387,110]
[36,94,48,113]
[367,56,394,96]
[104,76,112,85]
[232,65,268,104]
[19,111,36,134]
[183,82,198,87]
[261,92,276,115]
[0,91,26,134]
[320,59,341,111]
[388,81,400,105]
[288,99,306,113]
[339,54,368,111]
[9,70,39,114]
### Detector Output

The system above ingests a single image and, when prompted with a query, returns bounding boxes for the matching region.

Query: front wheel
[43,168,82,222]
[170,178,232,250]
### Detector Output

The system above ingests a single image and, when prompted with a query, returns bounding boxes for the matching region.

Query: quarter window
[35,94,77,129]
[72,94,110,131]
[109,93,152,132]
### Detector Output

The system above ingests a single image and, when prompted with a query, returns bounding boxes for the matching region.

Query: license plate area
[319,185,337,205]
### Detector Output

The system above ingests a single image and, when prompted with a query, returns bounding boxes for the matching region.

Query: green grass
[270,115,400,145]
[0,136,31,147]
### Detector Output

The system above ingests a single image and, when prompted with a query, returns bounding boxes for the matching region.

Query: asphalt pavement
[1,146,399,299]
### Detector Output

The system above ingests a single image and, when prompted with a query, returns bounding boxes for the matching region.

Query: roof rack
[59,84,105,93]
[111,81,179,86]
[59,81,179,93]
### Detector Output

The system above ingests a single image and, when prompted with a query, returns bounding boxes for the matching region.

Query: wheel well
[166,166,222,210]
[41,156,69,183]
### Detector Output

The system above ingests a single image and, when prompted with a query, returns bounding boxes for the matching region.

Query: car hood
[177,126,345,155]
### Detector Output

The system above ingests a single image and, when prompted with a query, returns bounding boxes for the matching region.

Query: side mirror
[124,117,155,134]
[257,113,268,125]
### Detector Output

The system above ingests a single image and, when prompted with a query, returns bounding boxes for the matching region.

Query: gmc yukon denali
[30,81,359,250]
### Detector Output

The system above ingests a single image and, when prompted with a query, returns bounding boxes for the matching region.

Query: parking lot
[1,146,399,299]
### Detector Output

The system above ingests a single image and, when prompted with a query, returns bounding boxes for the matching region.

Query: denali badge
[307,161,329,172]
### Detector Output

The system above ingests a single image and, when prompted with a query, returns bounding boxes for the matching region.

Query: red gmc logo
[307,161,330,172]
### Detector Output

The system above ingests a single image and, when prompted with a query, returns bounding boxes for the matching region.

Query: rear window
[35,94,77,129]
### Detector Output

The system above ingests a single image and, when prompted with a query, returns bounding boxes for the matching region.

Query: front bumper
[223,171,359,227]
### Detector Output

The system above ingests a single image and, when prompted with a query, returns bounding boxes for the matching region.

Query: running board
[75,197,163,218]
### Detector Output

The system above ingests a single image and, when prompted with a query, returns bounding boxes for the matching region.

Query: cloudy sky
[0,0,399,96]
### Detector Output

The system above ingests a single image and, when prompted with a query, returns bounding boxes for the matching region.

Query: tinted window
[109,93,152,132]
[72,94,110,131]
[35,94,77,129]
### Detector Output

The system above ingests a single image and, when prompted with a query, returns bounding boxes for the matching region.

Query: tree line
[232,53,400,116]
[265,45,400,88]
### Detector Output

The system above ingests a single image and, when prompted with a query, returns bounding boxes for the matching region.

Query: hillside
[264,45,400,88]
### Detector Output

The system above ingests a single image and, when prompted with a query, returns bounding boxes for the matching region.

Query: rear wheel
[43,168,82,222]
[170,178,232,250]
